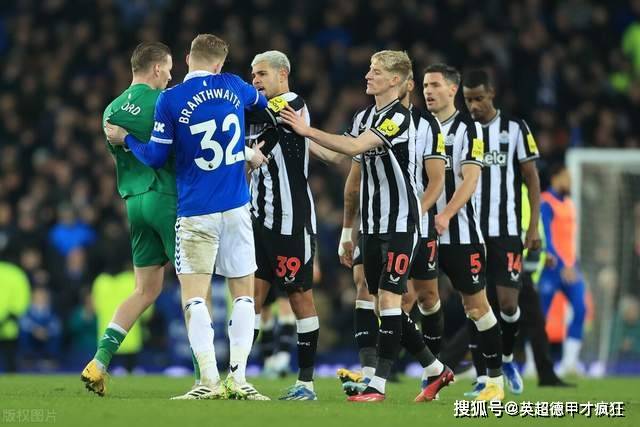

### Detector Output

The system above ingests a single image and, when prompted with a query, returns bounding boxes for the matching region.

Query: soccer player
[81,42,178,397]
[105,34,269,400]
[404,74,447,371]
[281,51,453,403]
[337,74,446,397]
[423,63,504,401]
[462,68,541,396]
[245,50,342,400]
[539,163,586,376]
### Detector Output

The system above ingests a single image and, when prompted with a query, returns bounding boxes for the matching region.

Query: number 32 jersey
[150,70,267,217]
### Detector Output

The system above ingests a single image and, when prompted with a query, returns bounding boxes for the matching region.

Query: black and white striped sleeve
[423,115,447,161]
[371,108,410,149]
[516,119,540,163]
[461,120,484,167]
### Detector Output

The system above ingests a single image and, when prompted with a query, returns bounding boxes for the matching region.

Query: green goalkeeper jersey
[103,83,176,198]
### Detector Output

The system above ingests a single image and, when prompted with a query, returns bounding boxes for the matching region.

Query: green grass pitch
[0,375,637,426]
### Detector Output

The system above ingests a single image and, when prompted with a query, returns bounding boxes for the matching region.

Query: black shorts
[353,235,363,267]
[485,236,523,289]
[254,222,315,293]
[409,237,439,280]
[439,243,487,295]
[361,231,418,296]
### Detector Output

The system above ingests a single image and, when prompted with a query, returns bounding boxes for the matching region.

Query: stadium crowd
[1,0,639,371]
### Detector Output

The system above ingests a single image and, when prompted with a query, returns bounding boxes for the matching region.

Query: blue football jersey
[150,71,267,216]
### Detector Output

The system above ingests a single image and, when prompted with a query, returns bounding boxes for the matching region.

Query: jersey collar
[183,70,215,82]
[481,109,501,128]
[440,110,459,126]
[374,98,399,115]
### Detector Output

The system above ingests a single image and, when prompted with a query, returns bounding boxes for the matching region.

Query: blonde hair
[371,50,413,82]
[190,34,228,63]
[251,50,291,73]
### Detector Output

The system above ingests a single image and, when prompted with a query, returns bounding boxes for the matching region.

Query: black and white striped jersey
[411,106,446,238]
[477,110,539,238]
[245,92,316,235]
[435,110,485,245]
[346,99,421,235]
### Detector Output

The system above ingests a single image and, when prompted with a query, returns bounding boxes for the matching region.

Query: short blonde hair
[190,34,228,63]
[371,50,412,82]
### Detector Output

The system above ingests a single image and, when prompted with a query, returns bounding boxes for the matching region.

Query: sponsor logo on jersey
[471,138,484,159]
[484,150,508,166]
[527,134,539,154]
[154,121,166,133]
[436,133,446,155]
[376,118,400,137]
[364,145,389,157]
[268,96,288,113]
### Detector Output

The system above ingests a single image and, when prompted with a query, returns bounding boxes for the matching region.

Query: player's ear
[185,54,190,66]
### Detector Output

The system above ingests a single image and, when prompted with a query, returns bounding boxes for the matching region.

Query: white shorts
[175,203,257,277]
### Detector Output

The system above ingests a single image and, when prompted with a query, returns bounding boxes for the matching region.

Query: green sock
[94,324,126,369]
[191,348,201,384]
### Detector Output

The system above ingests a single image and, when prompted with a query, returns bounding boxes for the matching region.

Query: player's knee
[416,289,439,309]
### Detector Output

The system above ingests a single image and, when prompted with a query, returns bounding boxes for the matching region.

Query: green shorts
[125,191,177,267]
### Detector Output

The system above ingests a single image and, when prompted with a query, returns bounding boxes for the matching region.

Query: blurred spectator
[48,203,97,258]
[67,288,98,366]
[0,260,31,372]
[18,286,62,370]
[611,295,640,361]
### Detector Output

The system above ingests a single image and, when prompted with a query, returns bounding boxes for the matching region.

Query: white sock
[362,366,376,380]
[476,375,488,384]
[228,296,255,383]
[562,337,582,366]
[421,359,444,380]
[184,297,219,383]
[295,379,314,391]
[502,354,514,363]
[368,376,386,394]
[487,375,504,387]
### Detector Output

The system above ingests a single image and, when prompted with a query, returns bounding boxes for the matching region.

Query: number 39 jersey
[150,70,267,217]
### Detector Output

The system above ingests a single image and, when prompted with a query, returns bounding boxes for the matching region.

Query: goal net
[566,148,640,374]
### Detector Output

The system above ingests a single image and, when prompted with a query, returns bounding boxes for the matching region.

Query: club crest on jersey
[268,96,288,113]
[499,130,509,144]
[153,121,165,133]
[376,118,400,137]
[484,150,507,166]
[444,155,453,169]
[445,133,455,146]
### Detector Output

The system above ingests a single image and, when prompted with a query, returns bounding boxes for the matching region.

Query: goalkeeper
[80,41,180,396]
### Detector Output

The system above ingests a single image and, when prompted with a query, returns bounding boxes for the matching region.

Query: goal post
[566,148,640,373]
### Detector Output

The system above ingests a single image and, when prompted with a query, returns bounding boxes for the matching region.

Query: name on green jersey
[121,101,142,115]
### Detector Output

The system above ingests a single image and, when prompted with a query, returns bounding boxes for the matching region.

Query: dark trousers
[440,272,558,382]
[0,339,18,372]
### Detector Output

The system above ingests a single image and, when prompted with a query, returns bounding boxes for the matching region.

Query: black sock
[253,328,260,345]
[355,307,379,368]
[475,318,503,378]
[401,312,436,368]
[260,327,275,359]
[297,328,319,382]
[468,317,487,378]
[500,309,520,359]
[374,314,402,381]
[420,306,444,356]
[278,322,296,353]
